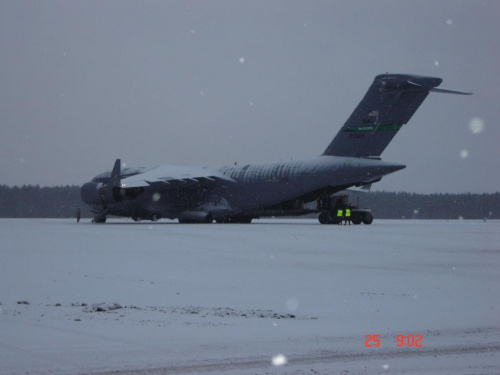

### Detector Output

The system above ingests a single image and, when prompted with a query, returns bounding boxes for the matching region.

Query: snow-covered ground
[1,218,499,374]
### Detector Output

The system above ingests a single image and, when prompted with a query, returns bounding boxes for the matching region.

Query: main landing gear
[92,214,107,223]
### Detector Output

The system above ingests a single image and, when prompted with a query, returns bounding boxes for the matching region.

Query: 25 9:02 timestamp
[365,334,423,347]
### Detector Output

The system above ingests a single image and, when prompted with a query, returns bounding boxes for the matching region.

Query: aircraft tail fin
[323,74,471,158]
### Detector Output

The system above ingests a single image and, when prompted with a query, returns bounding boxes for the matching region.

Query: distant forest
[0,185,499,220]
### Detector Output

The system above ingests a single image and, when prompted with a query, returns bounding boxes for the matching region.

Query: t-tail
[323,74,472,158]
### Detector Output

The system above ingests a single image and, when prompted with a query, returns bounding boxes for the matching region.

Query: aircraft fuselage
[82,156,404,221]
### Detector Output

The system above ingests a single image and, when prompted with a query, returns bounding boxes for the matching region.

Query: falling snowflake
[272,354,287,366]
[153,193,161,202]
[434,61,439,66]
[239,57,245,64]
[446,19,453,25]
[468,117,485,134]
[460,150,469,159]
[382,364,390,370]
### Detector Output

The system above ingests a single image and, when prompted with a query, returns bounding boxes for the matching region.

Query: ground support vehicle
[317,195,373,225]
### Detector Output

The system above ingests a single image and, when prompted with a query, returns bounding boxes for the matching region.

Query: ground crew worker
[337,208,343,225]
[76,208,81,223]
[344,208,351,225]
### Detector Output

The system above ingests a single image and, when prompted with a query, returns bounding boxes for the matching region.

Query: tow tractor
[317,194,373,225]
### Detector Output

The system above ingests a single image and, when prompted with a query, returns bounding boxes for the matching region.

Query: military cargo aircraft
[81,73,470,224]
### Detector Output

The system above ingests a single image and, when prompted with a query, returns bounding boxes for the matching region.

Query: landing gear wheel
[318,212,330,224]
[351,217,362,225]
[93,215,107,223]
[178,215,213,224]
[219,216,252,223]
[362,212,373,225]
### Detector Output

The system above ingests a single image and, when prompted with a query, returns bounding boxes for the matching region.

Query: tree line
[0,185,498,220]
[0,185,92,219]
[349,191,499,220]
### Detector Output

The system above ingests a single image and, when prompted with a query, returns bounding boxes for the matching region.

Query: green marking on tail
[343,124,403,132]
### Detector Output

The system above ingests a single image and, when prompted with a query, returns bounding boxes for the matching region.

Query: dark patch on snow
[83,302,123,313]
[132,305,310,320]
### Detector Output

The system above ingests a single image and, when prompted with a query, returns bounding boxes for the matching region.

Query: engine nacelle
[80,182,124,204]
[80,182,102,204]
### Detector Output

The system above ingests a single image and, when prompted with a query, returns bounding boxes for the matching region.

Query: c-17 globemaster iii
[81,73,471,224]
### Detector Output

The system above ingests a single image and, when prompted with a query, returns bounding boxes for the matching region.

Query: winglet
[106,159,121,195]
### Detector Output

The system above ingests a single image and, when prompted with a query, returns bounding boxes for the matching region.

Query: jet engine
[80,181,125,205]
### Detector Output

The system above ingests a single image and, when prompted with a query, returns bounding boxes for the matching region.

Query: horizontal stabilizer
[429,87,473,95]
[408,80,472,95]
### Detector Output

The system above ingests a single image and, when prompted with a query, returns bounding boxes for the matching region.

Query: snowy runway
[1,219,499,374]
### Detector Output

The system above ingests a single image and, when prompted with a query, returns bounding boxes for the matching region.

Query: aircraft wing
[120,165,235,189]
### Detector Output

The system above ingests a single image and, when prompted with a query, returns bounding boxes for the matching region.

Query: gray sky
[1,0,499,193]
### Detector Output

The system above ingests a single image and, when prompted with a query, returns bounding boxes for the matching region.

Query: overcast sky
[1,0,499,193]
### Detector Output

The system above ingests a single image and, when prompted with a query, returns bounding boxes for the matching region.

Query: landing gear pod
[178,211,213,224]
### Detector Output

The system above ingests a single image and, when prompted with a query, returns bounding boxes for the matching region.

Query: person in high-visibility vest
[337,209,343,225]
[344,208,351,225]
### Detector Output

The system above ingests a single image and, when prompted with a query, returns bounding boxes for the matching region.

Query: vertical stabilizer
[323,74,443,158]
